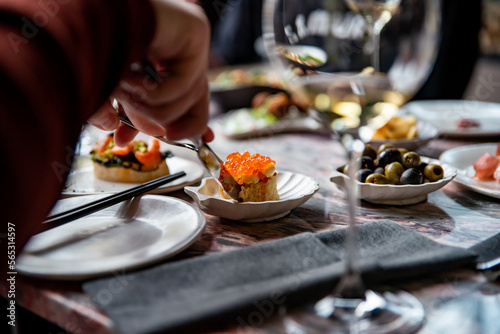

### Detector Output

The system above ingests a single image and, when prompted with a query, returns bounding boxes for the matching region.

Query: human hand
[88,0,212,146]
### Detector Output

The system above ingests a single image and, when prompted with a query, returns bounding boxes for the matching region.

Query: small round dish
[367,121,440,151]
[185,172,319,222]
[330,157,457,205]
[399,100,500,138]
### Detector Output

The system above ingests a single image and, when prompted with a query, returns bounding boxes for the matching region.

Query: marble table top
[2,130,500,334]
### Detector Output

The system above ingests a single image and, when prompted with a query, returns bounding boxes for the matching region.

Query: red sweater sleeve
[0,1,156,253]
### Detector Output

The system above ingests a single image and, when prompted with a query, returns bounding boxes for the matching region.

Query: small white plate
[185,172,319,222]
[17,195,206,279]
[63,156,205,196]
[400,100,500,137]
[439,143,500,199]
[214,108,325,139]
[330,157,457,205]
[367,120,440,151]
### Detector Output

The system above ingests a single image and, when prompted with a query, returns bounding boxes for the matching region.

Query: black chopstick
[42,171,186,231]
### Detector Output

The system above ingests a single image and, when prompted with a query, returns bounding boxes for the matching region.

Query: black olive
[418,162,428,173]
[378,148,403,168]
[355,169,373,182]
[374,167,385,175]
[357,156,375,170]
[400,168,424,185]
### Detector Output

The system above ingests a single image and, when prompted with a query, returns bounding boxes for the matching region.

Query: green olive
[355,169,373,183]
[363,144,378,160]
[398,148,409,155]
[378,143,395,155]
[423,164,444,182]
[365,173,390,184]
[402,152,421,169]
[385,162,404,184]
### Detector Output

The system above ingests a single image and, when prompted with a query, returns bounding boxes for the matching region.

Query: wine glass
[262,0,440,333]
[344,0,401,72]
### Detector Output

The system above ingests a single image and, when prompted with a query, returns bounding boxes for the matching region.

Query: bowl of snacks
[331,144,457,205]
[366,115,440,151]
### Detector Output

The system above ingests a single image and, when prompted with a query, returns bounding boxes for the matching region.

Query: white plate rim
[400,100,500,137]
[16,195,206,280]
[62,156,205,196]
[366,120,440,150]
[439,143,500,199]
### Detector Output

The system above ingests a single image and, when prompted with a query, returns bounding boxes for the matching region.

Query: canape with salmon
[90,134,171,183]
[219,151,279,202]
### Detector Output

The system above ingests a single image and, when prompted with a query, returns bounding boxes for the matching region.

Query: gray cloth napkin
[469,231,500,264]
[83,221,476,334]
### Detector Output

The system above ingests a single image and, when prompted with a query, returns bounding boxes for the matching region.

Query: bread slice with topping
[219,151,279,202]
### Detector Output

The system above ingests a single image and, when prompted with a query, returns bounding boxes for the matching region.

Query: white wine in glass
[344,0,402,71]
[263,0,440,333]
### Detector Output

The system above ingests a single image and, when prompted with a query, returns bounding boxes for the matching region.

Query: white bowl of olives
[330,144,457,205]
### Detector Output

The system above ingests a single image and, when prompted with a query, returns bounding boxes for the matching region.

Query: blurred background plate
[213,107,326,139]
[367,120,440,151]
[210,85,286,112]
[400,100,500,137]
[439,143,500,199]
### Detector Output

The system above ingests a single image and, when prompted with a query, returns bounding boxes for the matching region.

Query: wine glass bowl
[263,0,440,333]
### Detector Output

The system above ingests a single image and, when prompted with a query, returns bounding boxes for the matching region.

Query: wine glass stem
[371,31,381,72]
[336,137,365,299]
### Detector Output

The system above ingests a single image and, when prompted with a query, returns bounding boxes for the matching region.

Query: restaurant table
[2,127,500,333]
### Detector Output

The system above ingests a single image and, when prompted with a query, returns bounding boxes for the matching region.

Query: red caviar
[220,151,276,185]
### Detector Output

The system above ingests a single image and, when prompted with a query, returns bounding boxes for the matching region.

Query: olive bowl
[330,157,457,205]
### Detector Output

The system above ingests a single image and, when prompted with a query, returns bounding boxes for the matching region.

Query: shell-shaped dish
[185,172,319,222]
[330,157,457,205]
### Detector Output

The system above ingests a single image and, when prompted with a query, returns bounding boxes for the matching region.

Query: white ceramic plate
[214,108,325,139]
[63,156,205,196]
[367,121,440,151]
[330,157,457,205]
[17,195,206,279]
[185,172,319,222]
[400,100,500,137]
[439,143,500,199]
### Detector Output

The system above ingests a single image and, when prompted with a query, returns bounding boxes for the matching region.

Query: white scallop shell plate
[185,172,319,222]
[330,157,457,205]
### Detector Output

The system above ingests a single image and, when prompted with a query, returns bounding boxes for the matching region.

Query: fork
[114,110,241,201]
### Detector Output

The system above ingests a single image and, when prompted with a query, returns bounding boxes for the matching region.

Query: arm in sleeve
[0,0,156,252]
